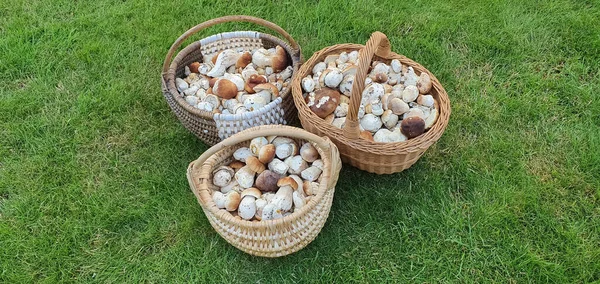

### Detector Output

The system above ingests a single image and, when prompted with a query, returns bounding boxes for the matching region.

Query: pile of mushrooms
[175,46,293,114]
[211,136,323,221]
[300,51,439,142]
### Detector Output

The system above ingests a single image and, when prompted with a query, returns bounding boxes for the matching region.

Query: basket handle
[161,15,301,74]
[342,32,392,139]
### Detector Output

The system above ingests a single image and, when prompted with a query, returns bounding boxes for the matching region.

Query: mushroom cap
[224,191,241,211]
[253,83,279,98]
[255,170,280,192]
[228,160,245,170]
[211,51,222,64]
[272,45,289,72]
[245,156,266,174]
[189,62,201,73]
[244,74,267,94]
[236,51,252,69]
[213,79,238,99]
[258,144,276,164]
[360,130,374,141]
[249,137,268,155]
[400,116,426,138]
[212,166,235,187]
[417,72,432,94]
[309,87,341,119]
[300,142,319,162]
[277,176,299,190]
[233,147,253,162]
[241,187,262,199]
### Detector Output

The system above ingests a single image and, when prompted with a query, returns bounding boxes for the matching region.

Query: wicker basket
[187,125,341,257]
[292,32,451,174]
[161,16,302,146]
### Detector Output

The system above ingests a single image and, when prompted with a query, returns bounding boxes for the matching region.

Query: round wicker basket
[161,15,302,146]
[291,32,451,174]
[187,125,341,257]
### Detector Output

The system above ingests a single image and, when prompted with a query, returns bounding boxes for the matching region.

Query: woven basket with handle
[292,32,451,174]
[161,15,302,146]
[187,125,341,257]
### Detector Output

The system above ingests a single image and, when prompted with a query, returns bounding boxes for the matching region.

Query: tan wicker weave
[292,32,451,174]
[187,125,341,257]
[161,16,302,146]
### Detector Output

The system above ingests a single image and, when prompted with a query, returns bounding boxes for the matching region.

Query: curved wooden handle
[343,32,392,139]
[162,15,301,74]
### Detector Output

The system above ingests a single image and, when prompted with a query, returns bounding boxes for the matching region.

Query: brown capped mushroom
[309,87,341,119]
[300,142,319,162]
[244,74,267,94]
[400,116,426,138]
[228,161,245,171]
[245,156,265,174]
[277,176,298,190]
[258,144,276,164]
[236,51,252,69]
[255,170,280,192]
[249,137,268,155]
[223,191,241,211]
[213,79,238,99]
[417,73,432,94]
[189,62,201,74]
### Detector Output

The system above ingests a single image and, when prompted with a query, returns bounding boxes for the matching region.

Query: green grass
[1,0,599,282]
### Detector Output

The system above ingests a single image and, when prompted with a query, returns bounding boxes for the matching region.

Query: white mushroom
[238,188,261,220]
[312,159,324,170]
[391,59,402,73]
[207,50,240,77]
[268,158,289,175]
[339,75,355,97]
[302,76,316,93]
[274,142,298,160]
[272,185,294,212]
[212,191,226,209]
[334,103,349,117]
[196,101,213,112]
[285,155,308,175]
[280,66,293,81]
[292,191,306,210]
[324,68,343,88]
[402,85,419,103]
[425,107,439,129]
[234,165,255,188]
[404,67,419,86]
[389,98,410,115]
[300,166,322,182]
[212,166,234,187]
[243,95,267,111]
[300,142,319,162]
[403,108,425,120]
[373,128,408,143]
[254,198,267,220]
[331,117,346,129]
[381,110,399,129]
[176,78,189,92]
[362,83,385,102]
[249,137,268,156]
[233,147,254,162]
[185,95,199,106]
[417,73,432,94]
[222,73,245,91]
[348,50,359,64]
[360,114,383,133]
[221,179,242,194]
[417,94,435,107]
[312,62,327,75]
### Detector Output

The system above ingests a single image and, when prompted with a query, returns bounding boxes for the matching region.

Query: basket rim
[163,31,302,122]
[291,43,451,155]
[187,125,341,231]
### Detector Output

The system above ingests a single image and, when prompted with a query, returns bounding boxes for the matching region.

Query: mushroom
[223,191,241,211]
[300,142,319,162]
[391,59,402,73]
[285,155,308,175]
[400,116,426,138]
[312,159,324,170]
[425,106,438,129]
[176,78,189,92]
[241,65,259,82]
[185,95,199,106]
[361,83,385,103]
[360,114,383,133]
[213,79,238,99]
[189,62,201,73]
[268,158,289,175]
[302,76,316,93]
[198,63,212,75]
[235,51,252,69]
[372,73,388,83]
[323,68,343,88]
[258,144,276,164]
[261,203,279,220]
[221,179,242,194]
[244,74,267,94]
[334,103,349,117]
[196,102,213,112]
[212,166,235,187]
[348,50,359,64]
[275,142,298,160]
[331,117,346,129]
[312,62,327,75]
[403,108,425,120]
[303,181,320,196]
[308,87,341,119]
[255,170,280,192]
[373,128,407,143]
[245,156,265,174]
[252,46,288,72]
[253,83,279,100]
[339,75,355,97]
[207,49,240,77]
[360,130,374,141]
[238,188,261,220]
[300,166,322,182]
[404,67,419,86]
[254,198,267,220]
[272,180,295,212]
[389,98,410,115]
[233,147,254,162]
[234,165,256,188]
[402,85,419,103]
[371,62,390,75]
[417,73,432,94]
[203,94,221,110]
[280,66,293,81]
[228,161,245,171]
[243,94,267,111]
[212,191,226,209]
[292,191,306,210]
[381,110,399,129]
[417,94,435,107]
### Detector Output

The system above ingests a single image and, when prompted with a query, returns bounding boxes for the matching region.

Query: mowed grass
[1,0,599,282]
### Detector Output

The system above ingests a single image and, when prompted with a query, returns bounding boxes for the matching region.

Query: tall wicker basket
[161,16,302,146]
[187,125,341,257]
[292,32,451,174]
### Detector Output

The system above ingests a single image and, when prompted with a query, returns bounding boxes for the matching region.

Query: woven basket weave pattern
[291,32,451,174]
[187,125,341,257]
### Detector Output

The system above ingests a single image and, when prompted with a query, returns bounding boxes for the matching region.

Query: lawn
[1,0,599,282]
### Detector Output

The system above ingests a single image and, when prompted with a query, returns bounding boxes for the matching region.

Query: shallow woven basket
[292,32,451,174]
[187,125,341,257]
[161,15,302,146]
